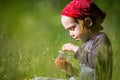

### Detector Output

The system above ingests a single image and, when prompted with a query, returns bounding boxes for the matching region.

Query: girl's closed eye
[69,26,75,31]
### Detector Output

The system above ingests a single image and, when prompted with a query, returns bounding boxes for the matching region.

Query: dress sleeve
[93,35,113,80]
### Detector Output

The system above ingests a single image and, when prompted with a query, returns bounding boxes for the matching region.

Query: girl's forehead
[61,15,75,23]
[61,15,76,27]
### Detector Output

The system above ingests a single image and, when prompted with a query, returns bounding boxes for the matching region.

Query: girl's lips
[74,37,79,39]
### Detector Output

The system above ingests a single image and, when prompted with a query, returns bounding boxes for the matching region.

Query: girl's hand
[62,43,79,53]
[55,57,68,70]
[54,57,73,75]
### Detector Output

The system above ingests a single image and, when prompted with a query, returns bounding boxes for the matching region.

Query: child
[55,0,113,80]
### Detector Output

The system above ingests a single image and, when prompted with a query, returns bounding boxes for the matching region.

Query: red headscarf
[61,0,93,19]
[61,0,105,24]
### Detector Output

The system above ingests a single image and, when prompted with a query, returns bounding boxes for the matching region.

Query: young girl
[55,0,113,80]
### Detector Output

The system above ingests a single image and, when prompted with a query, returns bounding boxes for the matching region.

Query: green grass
[0,0,120,80]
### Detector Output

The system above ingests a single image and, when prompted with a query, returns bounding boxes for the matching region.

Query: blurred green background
[0,0,120,80]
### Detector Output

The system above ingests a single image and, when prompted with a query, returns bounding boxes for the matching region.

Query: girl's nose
[69,31,74,36]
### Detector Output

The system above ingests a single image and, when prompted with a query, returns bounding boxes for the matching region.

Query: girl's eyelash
[70,26,75,30]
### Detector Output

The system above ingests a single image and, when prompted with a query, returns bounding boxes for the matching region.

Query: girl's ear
[84,17,93,28]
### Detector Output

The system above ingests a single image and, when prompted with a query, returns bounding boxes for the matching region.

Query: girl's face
[61,15,89,42]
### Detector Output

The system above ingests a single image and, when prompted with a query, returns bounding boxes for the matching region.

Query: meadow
[0,0,120,80]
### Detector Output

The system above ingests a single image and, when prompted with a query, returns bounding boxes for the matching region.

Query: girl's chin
[74,38,80,41]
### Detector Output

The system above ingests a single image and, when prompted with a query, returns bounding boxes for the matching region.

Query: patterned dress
[74,32,113,80]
